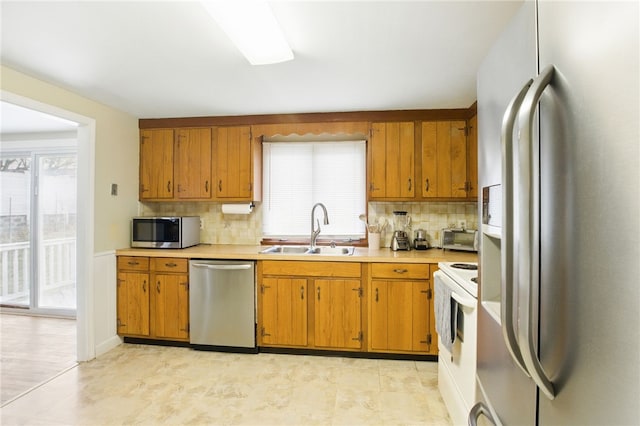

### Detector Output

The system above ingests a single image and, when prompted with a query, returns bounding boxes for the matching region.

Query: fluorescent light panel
[203,1,294,65]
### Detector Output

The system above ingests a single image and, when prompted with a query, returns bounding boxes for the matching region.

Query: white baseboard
[95,335,122,357]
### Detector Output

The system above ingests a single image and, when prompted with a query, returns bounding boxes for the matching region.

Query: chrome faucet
[310,202,329,250]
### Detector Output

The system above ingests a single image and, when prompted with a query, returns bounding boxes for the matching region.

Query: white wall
[1,65,139,358]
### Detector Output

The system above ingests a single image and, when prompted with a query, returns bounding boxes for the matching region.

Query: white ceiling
[1,1,522,121]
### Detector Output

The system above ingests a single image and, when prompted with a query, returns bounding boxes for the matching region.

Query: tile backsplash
[139,201,478,248]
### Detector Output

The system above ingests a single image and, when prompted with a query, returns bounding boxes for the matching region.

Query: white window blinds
[262,141,366,239]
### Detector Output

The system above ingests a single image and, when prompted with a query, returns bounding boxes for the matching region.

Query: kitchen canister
[368,232,381,249]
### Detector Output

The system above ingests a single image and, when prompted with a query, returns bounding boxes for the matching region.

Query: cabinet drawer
[151,257,188,273]
[117,256,149,271]
[370,263,430,280]
[261,261,361,278]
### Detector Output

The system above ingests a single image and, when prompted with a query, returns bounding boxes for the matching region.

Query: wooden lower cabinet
[368,263,436,355]
[260,277,308,347]
[258,261,363,351]
[117,256,189,342]
[117,270,150,337]
[117,256,150,337]
[314,279,362,349]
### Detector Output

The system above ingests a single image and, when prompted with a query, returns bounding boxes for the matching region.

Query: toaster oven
[441,228,478,252]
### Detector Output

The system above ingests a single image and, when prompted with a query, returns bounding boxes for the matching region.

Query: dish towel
[435,279,458,353]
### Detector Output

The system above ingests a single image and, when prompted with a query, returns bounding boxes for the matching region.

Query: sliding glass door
[0,151,77,315]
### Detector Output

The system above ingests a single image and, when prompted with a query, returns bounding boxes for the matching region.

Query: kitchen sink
[259,245,310,254]
[306,246,355,255]
[259,245,355,256]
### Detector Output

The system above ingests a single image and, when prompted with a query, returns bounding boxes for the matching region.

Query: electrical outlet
[200,218,204,230]
[459,220,466,229]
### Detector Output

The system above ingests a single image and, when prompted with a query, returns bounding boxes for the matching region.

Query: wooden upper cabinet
[420,120,470,199]
[175,128,212,200]
[213,126,253,200]
[369,122,415,200]
[140,129,174,200]
[467,113,478,198]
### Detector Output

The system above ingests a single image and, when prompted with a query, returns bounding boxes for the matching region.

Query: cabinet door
[314,279,362,349]
[412,280,431,352]
[420,121,468,198]
[140,129,174,200]
[152,273,189,340]
[467,113,478,198]
[370,280,389,350]
[175,128,212,199]
[116,272,150,336]
[370,279,429,352]
[369,122,415,199]
[260,277,308,346]
[214,126,252,200]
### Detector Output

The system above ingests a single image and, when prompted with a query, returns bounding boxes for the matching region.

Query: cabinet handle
[425,178,430,192]
[142,280,147,292]
[127,260,139,266]
[157,281,161,293]
[317,286,321,301]
[165,262,177,268]
[167,181,171,193]
[375,288,379,302]
[205,180,209,193]
[407,178,412,191]
[300,286,304,300]
[393,268,408,274]
[218,180,222,192]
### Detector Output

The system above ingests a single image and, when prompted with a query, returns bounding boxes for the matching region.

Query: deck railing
[0,237,76,304]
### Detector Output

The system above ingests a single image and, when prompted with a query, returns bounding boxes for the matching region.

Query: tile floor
[1,344,452,425]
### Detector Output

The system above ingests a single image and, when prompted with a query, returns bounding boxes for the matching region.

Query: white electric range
[434,261,478,426]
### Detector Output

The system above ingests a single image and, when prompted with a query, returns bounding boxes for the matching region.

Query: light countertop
[116,244,477,264]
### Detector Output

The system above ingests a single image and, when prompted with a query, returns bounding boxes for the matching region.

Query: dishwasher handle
[191,263,253,270]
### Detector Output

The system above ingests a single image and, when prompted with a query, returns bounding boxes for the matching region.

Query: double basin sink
[260,245,355,256]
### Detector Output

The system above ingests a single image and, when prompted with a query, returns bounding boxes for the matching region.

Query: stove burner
[471,277,478,283]
[451,263,478,270]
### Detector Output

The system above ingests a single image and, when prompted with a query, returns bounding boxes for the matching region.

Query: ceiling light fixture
[202,1,294,66]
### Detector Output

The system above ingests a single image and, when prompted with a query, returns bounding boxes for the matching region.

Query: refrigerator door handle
[468,402,498,426]
[500,79,533,377]
[517,64,556,400]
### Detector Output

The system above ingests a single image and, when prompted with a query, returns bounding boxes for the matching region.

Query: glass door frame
[1,146,77,318]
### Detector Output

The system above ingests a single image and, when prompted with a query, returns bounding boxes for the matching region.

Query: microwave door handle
[501,78,532,377]
[517,65,556,400]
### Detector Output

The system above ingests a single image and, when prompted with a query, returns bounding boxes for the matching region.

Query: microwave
[131,216,200,249]
[441,228,478,252]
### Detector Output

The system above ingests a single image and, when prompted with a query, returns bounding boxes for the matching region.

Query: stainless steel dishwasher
[189,259,257,352]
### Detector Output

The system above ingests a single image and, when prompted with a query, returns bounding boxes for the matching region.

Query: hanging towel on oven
[435,278,458,352]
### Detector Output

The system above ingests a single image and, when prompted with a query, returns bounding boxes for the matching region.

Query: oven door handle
[501,77,532,377]
[451,291,476,309]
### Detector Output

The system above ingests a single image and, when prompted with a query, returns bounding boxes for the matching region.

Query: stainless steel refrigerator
[473,1,639,424]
